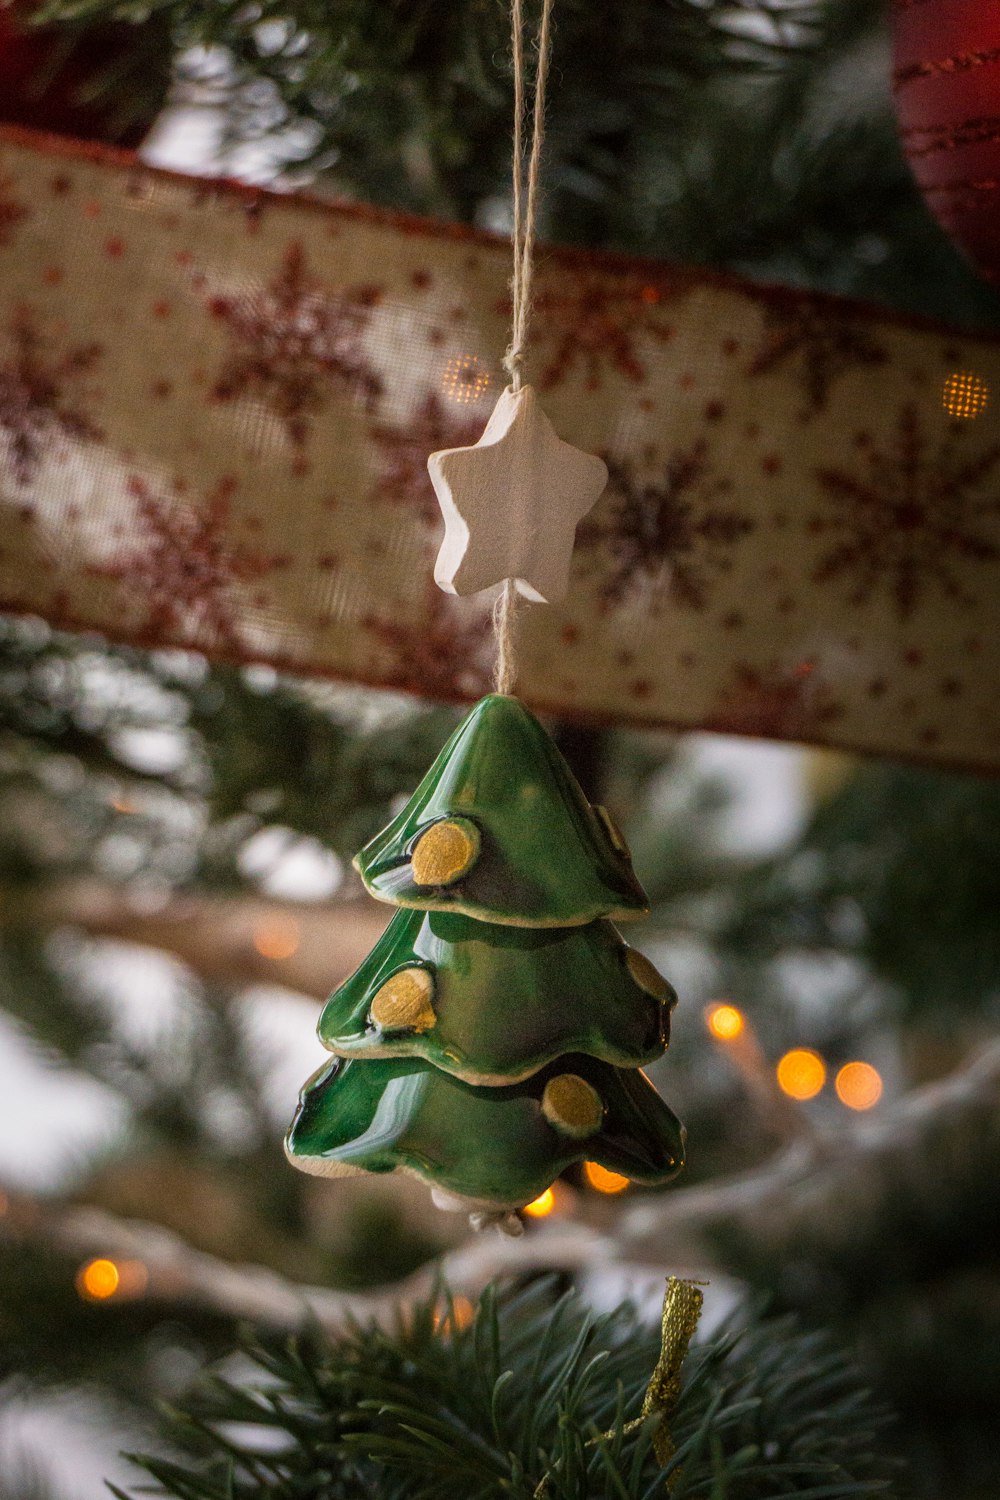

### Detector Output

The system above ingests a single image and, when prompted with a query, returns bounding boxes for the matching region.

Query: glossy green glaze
[285,1051,685,1207]
[318,907,674,1083]
[355,695,649,927]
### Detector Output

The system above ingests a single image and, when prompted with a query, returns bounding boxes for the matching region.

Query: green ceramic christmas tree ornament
[316,906,675,1085]
[287,1051,684,1210]
[286,692,685,1228]
[355,694,649,928]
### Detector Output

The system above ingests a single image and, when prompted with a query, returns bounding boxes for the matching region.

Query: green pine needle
[115,1278,901,1500]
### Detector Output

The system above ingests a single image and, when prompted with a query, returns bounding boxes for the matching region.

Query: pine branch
[5,1042,998,1340]
[110,1278,897,1499]
[0,880,386,999]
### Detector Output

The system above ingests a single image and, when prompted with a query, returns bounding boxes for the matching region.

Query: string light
[434,1295,475,1334]
[705,1003,745,1042]
[775,1048,826,1101]
[523,1187,556,1217]
[942,370,989,420]
[835,1061,883,1111]
[76,1257,149,1302]
[253,917,300,960]
[441,354,491,404]
[584,1161,629,1194]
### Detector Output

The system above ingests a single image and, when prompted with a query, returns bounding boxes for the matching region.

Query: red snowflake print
[207,240,383,468]
[370,394,485,527]
[93,474,289,651]
[811,404,1000,618]
[365,586,493,701]
[705,660,845,742]
[0,305,102,486]
[747,296,888,419]
[514,270,676,390]
[577,444,755,612]
[0,174,28,246]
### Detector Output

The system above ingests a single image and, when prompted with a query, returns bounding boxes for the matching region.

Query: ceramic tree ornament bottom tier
[286,694,685,1219]
[287,1052,684,1210]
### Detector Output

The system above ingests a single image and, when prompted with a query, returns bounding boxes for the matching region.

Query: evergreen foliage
[112,1279,898,1500]
[32,0,1000,323]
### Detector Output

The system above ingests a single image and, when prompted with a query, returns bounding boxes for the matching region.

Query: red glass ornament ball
[891,0,1000,283]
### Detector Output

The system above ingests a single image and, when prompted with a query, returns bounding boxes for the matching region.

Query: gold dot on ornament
[625,947,674,1004]
[370,967,437,1033]
[411,818,480,887]
[541,1073,604,1139]
[942,369,989,420]
[593,803,630,856]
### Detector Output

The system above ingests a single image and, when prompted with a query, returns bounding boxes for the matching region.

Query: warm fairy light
[942,370,989,420]
[252,916,300,960]
[835,1061,883,1111]
[441,353,491,404]
[584,1161,629,1195]
[434,1295,475,1335]
[110,794,137,814]
[76,1257,149,1302]
[776,1048,826,1101]
[523,1187,556,1218]
[705,1003,745,1042]
[77,1258,121,1301]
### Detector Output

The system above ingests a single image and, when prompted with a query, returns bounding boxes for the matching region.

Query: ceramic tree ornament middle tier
[286,695,685,1224]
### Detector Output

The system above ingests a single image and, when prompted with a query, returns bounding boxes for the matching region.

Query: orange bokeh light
[584,1161,629,1195]
[835,1061,883,1111]
[441,353,491,404]
[706,1003,745,1041]
[776,1048,826,1101]
[523,1187,556,1218]
[253,917,300,961]
[942,369,989,420]
[76,1257,148,1303]
[434,1295,475,1335]
[76,1258,121,1301]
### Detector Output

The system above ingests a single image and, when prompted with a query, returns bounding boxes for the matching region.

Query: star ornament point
[428,384,608,603]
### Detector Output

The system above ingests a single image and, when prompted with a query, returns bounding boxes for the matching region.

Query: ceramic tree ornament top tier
[355,695,649,926]
[286,695,685,1222]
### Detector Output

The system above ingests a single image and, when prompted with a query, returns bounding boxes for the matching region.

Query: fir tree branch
[0,881,386,998]
[4,1042,998,1337]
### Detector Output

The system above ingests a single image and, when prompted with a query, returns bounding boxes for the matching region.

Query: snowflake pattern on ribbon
[365,585,494,700]
[0,130,998,769]
[207,240,384,471]
[747,297,888,418]
[519,270,677,390]
[93,474,290,651]
[811,404,1000,618]
[705,660,845,740]
[0,304,102,486]
[0,173,27,247]
[370,394,485,527]
[577,445,755,611]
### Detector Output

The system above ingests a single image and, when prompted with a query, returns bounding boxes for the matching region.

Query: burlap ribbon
[1,126,998,769]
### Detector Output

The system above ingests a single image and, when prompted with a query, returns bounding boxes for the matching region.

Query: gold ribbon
[534,1275,704,1497]
[640,1275,704,1475]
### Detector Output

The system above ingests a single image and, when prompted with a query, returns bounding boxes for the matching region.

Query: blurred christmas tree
[2,1,1000,1496]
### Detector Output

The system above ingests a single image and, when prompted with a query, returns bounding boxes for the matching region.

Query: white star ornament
[427,383,608,604]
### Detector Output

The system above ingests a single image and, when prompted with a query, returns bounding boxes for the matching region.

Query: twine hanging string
[494,0,555,697]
